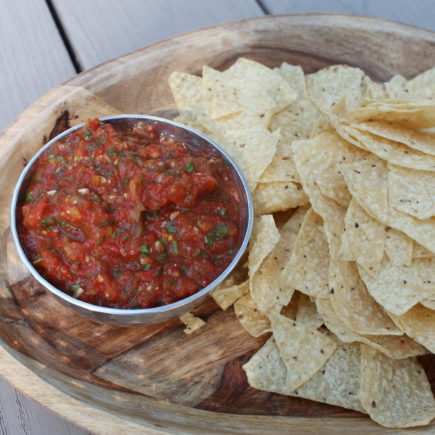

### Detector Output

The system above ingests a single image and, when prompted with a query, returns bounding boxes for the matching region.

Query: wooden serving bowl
[0,14,434,434]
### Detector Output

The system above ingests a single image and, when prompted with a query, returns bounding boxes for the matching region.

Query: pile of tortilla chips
[169,59,435,428]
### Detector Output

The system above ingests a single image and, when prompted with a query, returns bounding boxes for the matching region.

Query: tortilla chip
[260,137,301,183]
[421,297,435,310]
[390,304,435,354]
[233,294,271,337]
[360,256,435,316]
[405,66,435,99]
[180,312,206,335]
[211,280,248,311]
[338,125,435,172]
[413,242,435,259]
[296,294,323,329]
[365,77,387,99]
[281,208,330,298]
[243,336,365,413]
[269,313,337,391]
[274,63,306,97]
[250,207,308,313]
[174,110,211,136]
[388,164,435,220]
[359,344,435,428]
[248,215,280,280]
[341,156,435,253]
[168,71,203,111]
[220,125,279,190]
[253,181,308,215]
[291,134,351,257]
[384,75,407,99]
[339,199,385,276]
[329,260,400,336]
[354,121,435,156]
[384,228,413,267]
[316,297,426,359]
[346,99,435,129]
[306,65,367,112]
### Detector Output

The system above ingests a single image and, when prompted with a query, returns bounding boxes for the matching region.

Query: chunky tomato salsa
[18,119,242,309]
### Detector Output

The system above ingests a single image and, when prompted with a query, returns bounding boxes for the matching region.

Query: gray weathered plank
[0,376,91,435]
[52,0,264,70]
[0,0,75,131]
[261,0,435,31]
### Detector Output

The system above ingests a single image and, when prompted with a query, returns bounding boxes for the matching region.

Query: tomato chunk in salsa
[18,119,242,309]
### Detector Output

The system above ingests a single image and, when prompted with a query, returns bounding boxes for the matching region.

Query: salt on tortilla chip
[269,312,337,391]
[359,344,435,428]
[233,294,271,338]
[253,181,308,215]
[243,336,365,413]
[353,121,435,156]
[211,280,248,311]
[388,164,435,220]
[281,208,330,298]
[316,297,426,359]
[250,207,308,314]
[338,125,435,172]
[340,156,435,253]
[329,260,400,336]
[168,71,203,111]
[384,228,413,267]
[389,304,435,354]
[305,65,367,112]
[339,199,385,277]
[180,312,206,335]
[296,294,323,329]
[359,256,435,316]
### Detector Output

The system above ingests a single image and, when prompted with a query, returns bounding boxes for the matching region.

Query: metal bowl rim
[10,114,254,317]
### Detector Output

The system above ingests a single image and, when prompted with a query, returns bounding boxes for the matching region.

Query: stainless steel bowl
[11,115,253,326]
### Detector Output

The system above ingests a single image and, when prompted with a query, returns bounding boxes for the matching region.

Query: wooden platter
[0,14,434,434]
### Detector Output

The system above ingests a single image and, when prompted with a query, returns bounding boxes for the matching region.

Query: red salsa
[18,119,242,309]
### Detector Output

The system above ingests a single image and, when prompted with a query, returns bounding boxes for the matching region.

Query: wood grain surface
[0,0,75,132]
[51,0,263,70]
[1,14,435,435]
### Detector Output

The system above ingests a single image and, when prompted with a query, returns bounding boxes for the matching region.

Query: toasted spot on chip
[233,294,271,338]
[359,344,435,428]
[180,312,206,335]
